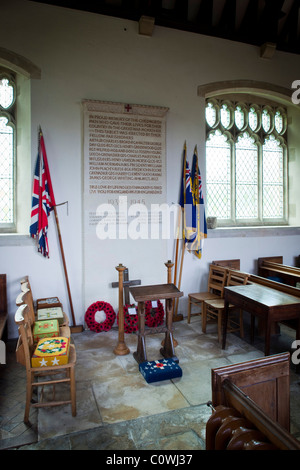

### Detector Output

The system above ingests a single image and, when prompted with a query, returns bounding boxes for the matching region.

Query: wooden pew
[206,353,300,450]
[249,273,300,298]
[258,256,300,287]
[0,274,8,342]
[212,259,240,270]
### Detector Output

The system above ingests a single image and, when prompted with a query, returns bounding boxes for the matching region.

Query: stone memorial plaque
[82,100,169,310]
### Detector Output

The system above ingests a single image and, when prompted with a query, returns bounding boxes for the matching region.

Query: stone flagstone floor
[1,316,300,450]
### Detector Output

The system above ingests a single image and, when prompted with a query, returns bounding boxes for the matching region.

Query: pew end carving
[206,352,300,450]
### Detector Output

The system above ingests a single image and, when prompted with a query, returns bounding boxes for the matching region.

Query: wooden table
[129,283,183,364]
[222,283,300,356]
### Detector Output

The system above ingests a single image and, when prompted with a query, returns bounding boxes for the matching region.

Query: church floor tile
[1,317,300,450]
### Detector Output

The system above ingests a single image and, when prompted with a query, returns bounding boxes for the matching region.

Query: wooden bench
[249,272,300,297]
[0,274,8,342]
[206,352,300,450]
[258,256,300,287]
[212,259,240,270]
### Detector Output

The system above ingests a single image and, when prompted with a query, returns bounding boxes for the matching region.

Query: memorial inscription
[83,101,168,217]
[82,100,169,311]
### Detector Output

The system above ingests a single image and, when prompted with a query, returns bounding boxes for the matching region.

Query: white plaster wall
[1,0,300,338]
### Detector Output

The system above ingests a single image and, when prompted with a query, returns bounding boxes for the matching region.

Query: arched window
[0,72,16,230]
[0,48,40,237]
[205,98,287,226]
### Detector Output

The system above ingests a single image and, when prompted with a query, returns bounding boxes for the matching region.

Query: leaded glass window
[205,99,287,226]
[0,73,16,229]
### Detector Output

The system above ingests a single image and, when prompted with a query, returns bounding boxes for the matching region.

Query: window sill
[207,225,300,238]
[0,233,34,246]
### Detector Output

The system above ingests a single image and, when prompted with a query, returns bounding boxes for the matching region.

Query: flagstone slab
[92,373,189,424]
[75,348,126,381]
[153,430,203,450]
[69,422,137,450]
[128,403,211,448]
[38,380,102,440]
[172,357,231,406]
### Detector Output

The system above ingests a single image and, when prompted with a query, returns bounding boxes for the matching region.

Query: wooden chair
[19,279,69,327]
[0,274,8,342]
[203,270,249,343]
[187,264,228,323]
[16,288,35,326]
[15,303,76,423]
[20,276,34,306]
[16,289,71,340]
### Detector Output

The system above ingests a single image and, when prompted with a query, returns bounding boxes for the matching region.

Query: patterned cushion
[33,319,59,342]
[139,358,182,383]
[37,307,64,325]
[31,337,70,368]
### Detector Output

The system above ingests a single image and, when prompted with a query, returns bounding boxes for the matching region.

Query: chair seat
[188,292,221,324]
[189,292,220,302]
[205,299,235,309]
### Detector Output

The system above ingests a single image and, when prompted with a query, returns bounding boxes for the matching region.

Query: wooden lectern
[129,283,183,364]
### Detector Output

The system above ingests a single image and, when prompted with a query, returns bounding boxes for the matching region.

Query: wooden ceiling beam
[196,0,213,29]
[278,0,300,49]
[173,0,189,21]
[258,0,285,45]
[237,0,259,41]
[217,0,237,36]
[30,0,300,56]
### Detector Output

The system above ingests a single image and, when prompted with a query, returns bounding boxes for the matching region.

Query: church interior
[2,0,300,452]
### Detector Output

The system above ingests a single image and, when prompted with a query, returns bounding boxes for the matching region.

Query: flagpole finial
[38,126,43,150]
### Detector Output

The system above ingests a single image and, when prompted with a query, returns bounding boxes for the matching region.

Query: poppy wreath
[84,301,116,332]
[145,300,164,328]
[117,304,138,334]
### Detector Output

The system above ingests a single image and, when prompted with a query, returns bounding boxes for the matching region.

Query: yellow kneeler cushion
[31,337,70,367]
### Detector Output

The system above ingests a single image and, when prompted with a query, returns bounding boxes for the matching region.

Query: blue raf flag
[190,145,207,258]
[179,142,196,246]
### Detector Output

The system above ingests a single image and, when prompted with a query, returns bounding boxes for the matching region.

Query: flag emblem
[30,130,56,257]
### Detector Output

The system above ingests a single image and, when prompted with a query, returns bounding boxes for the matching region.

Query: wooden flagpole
[172,207,182,289]
[172,142,186,321]
[53,206,83,333]
[174,239,185,320]
[172,206,184,321]
[38,127,82,332]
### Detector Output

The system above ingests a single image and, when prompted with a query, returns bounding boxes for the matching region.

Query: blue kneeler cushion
[139,358,182,383]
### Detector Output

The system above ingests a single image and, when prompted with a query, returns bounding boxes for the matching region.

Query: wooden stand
[129,283,183,364]
[114,264,130,356]
[165,260,174,283]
